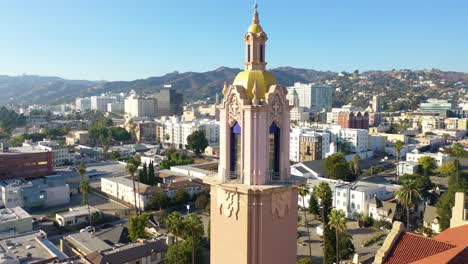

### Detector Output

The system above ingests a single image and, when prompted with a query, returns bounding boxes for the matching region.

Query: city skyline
[1,0,468,81]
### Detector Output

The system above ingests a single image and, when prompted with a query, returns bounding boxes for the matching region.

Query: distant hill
[0,68,466,106]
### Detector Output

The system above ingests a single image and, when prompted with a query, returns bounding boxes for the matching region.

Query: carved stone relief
[217,187,240,219]
[271,190,291,220]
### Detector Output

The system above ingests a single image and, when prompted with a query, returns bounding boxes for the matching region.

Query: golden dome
[233,70,277,99]
[248,24,263,34]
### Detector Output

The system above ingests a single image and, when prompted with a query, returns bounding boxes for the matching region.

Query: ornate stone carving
[228,95,241,125]
[271,190,291,220]
[270,95,282,126]
[217,187,240,219]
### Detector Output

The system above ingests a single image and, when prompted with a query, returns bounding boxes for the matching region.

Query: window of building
[351,194,355,199]
[357,204,361,210]
[230,122,242,178]
[351,203,355,209]
[269,122,280,179]
[247,45,251,62]
[259,44,264,62]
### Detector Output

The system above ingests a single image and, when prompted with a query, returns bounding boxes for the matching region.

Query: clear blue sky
[1,0,467,81]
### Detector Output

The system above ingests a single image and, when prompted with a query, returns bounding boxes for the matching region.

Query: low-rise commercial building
[56,206,101,227]
[0,178,70,209]
[0,207,33,238]
[62,230,167,264]
[66,130,90,146]
[0,230,68,263]
[0,144,53,180]
[406,151,449,167]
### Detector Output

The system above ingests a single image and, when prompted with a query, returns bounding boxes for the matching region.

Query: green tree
[77,162,86,181]
[313,182,333,264]
[142,163,148,184]
[126,157,141,214]
[165,240,196,264]
[299,185,312,263]
[79,180,91,226]
[149,193,170,211]
[186,130,209,156]
[398,174,434,198]
[328,209,347,264]
[352,155,361,179]
[183,213,204,264]
[174,189,190,205]
[395,140,404,162]
[166,212,185,264]
[395,178,420,230]
[297,258,312,264]
[110,127,132,142]
[418,156,437,177]
[128,213,149,242]
[148,161,156,185]
[308,191,320,220]
[8,134,26,147]
[437,161,457,178]
[451,142,466,184]
[195,193,209,209]
[324,152,353,181]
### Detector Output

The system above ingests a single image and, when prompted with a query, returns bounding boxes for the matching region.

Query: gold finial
[252,1,259,25]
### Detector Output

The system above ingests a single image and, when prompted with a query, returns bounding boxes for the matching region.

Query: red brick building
[337,111,369,129]
[0,149,53,180]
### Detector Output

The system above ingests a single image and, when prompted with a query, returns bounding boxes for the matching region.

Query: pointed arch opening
[230,122,242,179]
[269,122,280,180]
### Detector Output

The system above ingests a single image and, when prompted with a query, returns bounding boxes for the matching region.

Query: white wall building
[329,127,369,154]
[55,206,101,227]
[75,98,91,112]
[286,82,333,113]
[406,151,450,167]
[334,181,394,218]
[0,207,33,238]
[158,117,219,149]
[91,95,117,113]
[0,178,70,209]
[124,90,156,118]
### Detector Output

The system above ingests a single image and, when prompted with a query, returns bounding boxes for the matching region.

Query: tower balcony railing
[222,171,244,184]
[221,170,293,185]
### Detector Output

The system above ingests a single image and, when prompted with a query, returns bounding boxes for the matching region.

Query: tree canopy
[324,152,354,181]
[186,130,209,156]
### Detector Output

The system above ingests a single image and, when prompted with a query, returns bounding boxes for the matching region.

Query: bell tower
[204,3,304,264]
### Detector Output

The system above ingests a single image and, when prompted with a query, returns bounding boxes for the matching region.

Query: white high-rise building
[286,82,333,113]
[124,90,156,118]
[91,95,116,113]
[289,89,309,123]
[157,116,219,149]
[75,98,91,112]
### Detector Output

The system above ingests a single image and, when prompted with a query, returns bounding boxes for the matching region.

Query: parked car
[80,226,93,233]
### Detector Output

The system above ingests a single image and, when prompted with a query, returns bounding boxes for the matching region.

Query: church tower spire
[205,3,304,264]
[244,2,267,71]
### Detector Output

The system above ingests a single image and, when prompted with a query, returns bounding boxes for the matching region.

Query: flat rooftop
[0,230,67,263]
[0,207,31,222]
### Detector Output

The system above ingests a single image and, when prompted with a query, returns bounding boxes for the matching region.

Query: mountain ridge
[0,67,467,106]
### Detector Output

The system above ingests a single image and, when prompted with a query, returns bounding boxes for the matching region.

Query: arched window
[247,45,251,62]
[230,122,241,178]
[259,44,264,62]
[269,122,280,180]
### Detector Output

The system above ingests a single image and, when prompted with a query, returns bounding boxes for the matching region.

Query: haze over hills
[0,67,466,106]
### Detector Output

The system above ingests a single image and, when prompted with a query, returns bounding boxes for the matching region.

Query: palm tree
[184,213,204,264]
[79,179,91,226]
[166,212,184,264]
[314,182,332,264]
[298,185,312,263]
[328,209,347,264]
[451,143,465,185]
[395,178,420,230]
[77,162,86,181]
[126,157,141,215]
[395,140,404,162]
[352,155,361,179]
[395,140,404,181]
